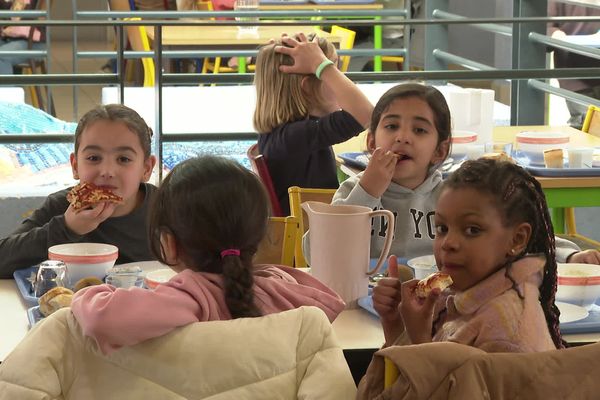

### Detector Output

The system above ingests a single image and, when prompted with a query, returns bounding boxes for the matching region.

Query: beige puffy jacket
[0,306,356,399]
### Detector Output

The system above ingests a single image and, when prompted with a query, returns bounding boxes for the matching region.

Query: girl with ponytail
[71,156,344,355]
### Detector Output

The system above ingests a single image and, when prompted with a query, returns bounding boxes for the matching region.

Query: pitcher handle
[366,209,395,276]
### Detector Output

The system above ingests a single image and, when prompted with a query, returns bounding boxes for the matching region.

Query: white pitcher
[302,201,395,308]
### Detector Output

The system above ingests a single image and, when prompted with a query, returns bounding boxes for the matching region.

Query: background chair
[330,25,355,73]
[14,0,55,116]
[254,216,299,266]
[247,143,284,217]
[582,104,600,138]
[109,0,155,87]
[561,105,600,250]
[124,18,155,87]
[287,186,337,267]
[197,0,256,75]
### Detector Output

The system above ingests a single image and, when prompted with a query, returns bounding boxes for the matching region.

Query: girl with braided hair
[71,155,344,355]
[358,159,564,399]
[377,158,563,352]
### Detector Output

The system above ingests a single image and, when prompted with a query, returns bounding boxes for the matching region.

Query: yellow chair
[582,104,600,138]
[384,357,399,389]
[562,105,600,249]
[381,55,404,70]
[288,186,337,267]
[124,18,155,87]
[254,216,299,267]
[330,25,356,73]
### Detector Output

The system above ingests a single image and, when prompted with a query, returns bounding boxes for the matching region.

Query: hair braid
[444,159,564,349]
[221,254,262,319]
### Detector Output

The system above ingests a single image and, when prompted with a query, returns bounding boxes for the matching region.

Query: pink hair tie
[220,249,241,258]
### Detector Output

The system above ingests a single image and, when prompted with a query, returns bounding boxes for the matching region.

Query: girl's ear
[366,131,376,152]
[300,75,311,94]
[431,139,450,165]
[142,155,157,182]
[509,222,532,256]
[70,152,79,180]
[160,230,179,265]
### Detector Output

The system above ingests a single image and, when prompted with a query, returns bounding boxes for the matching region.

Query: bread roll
[543,148,564,168]
[74,276,104,292]
[481,152,514,163]
[39,286,74,317]
[415,272,453,298]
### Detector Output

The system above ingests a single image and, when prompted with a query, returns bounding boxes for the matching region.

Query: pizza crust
[67,182,123,210]
[415,272,453,298]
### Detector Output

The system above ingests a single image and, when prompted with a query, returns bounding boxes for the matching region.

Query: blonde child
[332,83,599,264]
[70,155,345,355]
[253,32,373,215]
[0,104,157,278]
[358,159,565,397]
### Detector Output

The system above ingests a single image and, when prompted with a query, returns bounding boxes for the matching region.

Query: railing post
[424,0,449,84]
[511,0,547,125]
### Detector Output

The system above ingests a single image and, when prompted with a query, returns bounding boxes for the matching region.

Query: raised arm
[276,33,373,127]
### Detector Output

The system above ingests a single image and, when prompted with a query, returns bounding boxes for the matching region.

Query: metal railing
[2,2,600,180]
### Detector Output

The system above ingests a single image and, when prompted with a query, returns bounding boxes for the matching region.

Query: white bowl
[144,268,177,289]
[450,130,478,161]
[515,131,570,165]
[48,243,118,286]
[407,255,438,280]
[556,263,600,310]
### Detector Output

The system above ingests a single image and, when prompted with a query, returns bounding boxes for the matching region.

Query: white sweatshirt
[303,170,580,263]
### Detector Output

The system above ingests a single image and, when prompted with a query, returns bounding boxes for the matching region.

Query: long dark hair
[442,158,564,349]
[148,156,270,319]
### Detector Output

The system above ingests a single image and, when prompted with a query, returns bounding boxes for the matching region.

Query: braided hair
[149,156,270,319]
[442,158,565,349]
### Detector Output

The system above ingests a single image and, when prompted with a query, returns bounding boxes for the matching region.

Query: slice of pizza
[415,272,453,299]
[67,182,123,210]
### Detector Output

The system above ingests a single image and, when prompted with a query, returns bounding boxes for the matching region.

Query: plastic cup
[568,147,594,169]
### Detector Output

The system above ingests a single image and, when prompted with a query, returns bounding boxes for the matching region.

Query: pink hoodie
[71,265,345,354]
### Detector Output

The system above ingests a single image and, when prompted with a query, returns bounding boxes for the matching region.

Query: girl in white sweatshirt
[331,83,598,264]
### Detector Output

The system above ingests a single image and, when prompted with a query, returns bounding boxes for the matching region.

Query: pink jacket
[71,265,345,354]
[430,255,557,352]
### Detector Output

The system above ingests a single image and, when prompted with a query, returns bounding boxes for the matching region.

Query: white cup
[568,147,594,169]
[465,144,485,160]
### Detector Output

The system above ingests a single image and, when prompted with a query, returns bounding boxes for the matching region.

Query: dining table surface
[146,24,339,46]
[2,261,600,362]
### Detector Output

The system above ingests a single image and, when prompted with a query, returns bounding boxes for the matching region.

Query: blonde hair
[253,34,336,134]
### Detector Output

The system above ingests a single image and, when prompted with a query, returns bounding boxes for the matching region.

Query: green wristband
[315,59,334,80]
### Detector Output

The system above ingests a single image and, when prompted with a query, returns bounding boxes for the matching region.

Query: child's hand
[399,279,440,344]
[372,255,404,345]
[275,33,328,75]
[359,147,398,198]
[568,250,600,265]
[64,202,118,235]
